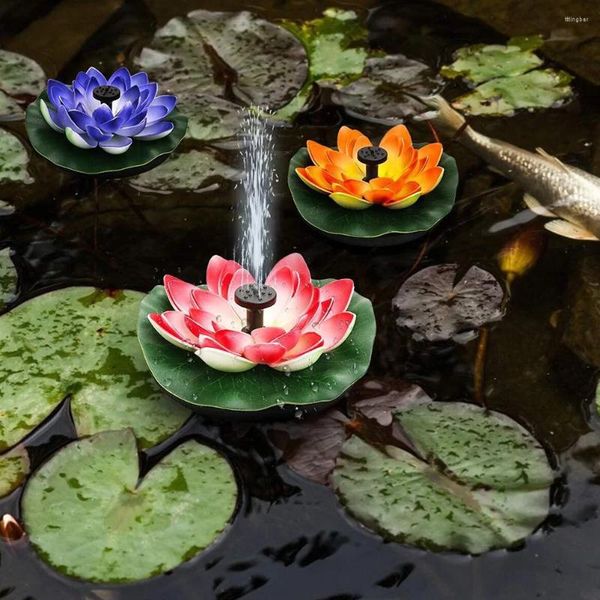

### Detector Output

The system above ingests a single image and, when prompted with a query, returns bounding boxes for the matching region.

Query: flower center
[234,284,277,333]
[357,145,388,181]
[93,85,121,106]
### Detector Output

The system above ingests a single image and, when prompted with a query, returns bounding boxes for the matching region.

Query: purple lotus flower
[40,67,177,155]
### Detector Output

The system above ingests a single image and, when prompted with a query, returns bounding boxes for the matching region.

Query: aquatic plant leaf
[288,148,458,243]
[0,128,33,184]
[333,399,553,554]
[0,446,29,497]
[128,149,242,192]
[452,69,574,117]
[282,8,368,83]
[269,410,349,484]
[393,264,505,342]
[23,430,237,582]
[563,255,600,368]
[332,54,443,123]
[138,280,376,414]
[497,226,545,284]
[0,49,45,121]
[0,288,189,451]
[26,95,187,177]
[440,38,544,84]
[0,247,17,309]
[136,10,308,139]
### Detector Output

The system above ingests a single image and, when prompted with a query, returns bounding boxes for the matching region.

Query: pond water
[0,0,599,598]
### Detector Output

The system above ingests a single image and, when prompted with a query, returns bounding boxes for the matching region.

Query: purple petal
[135,120,174,140]
[117,117,147,137]
[73,72,90,95]
[47,79,74,109]
[67,109,94,132]
[150,94,177,114]
[108,67,131,91]
[130,71,149,87]
[145,105,169,124]
[99,135,132,155]
[138,83,158,109]
[92,104,114,125]
[85,125,112,143]
[113,86,140,113]
[85,67,107,87]
[55,107,85,134]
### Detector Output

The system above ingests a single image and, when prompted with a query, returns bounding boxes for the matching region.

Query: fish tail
[421,95,467,137]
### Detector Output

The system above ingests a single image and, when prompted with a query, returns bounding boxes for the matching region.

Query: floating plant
[23,430,238,583]
[271,380,554,554]
[0,128,34,185]
[138,254,375,416]
[0,49,45,121]
[288,124,458,245]
[26,67,187,177]
[0,446,29,497]
[393,264,505,342]
[0,287,189,454]
[0,247,17,309]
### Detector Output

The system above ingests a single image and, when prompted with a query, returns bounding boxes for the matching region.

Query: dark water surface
[1,0,599,598]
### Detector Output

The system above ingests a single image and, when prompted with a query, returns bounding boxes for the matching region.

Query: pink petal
[188,308,219,332]
[309,297,335,329]
[316,312,356,351]
[164,274,197,314]
[148,313,197,350]
[274,282,319,331]
[264,266,295,317]
[251,327,286,344]
[282,332,324,360]
[272,346,324,372]
[162,311,210,344]
[272,327,302,351]
[319,279,354,315]
[196,347,256,372]
[197,334,228,351]
[243,343,286,365]
[267,253,312,285]
[191,288,243,330]
[226,268,257,318]
[214,329,253,355]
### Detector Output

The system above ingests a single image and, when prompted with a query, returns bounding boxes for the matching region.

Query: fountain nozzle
[357,145,388,181]
[93,85,121,107]
[234,283,277,333]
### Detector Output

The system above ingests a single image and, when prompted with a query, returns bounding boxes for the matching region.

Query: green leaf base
[26,93,188,178]
[137,281,376,419]
[288,147,459,246]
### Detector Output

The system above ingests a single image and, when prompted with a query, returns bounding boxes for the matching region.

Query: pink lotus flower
[148,254,356,372]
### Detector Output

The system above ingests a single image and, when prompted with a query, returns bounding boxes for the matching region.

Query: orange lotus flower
[296,124,445,210]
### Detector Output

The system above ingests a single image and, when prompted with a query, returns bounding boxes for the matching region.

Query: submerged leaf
[0,446,29,497]
[332,54,443,123]
[0,288,190,451]
[393,264,505,342]
[333,399,553,554]
[0,247,17,309]
[453,69,574,116]
[0,49,45,121]
[497,226,545,284]
[0,129,33,184]
[282,9,368,83]
[23,430,237,582]
[136,10,308,139]
[128,149,242,192]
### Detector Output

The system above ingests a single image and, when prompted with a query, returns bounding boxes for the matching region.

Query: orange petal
[417,143,443,169]
[384,181,422,209]
[413,166,444,194]
[332,179,370,197]
[329,191,373,210]
[364,187,395,204]
[368,177,396,189]
[328,151,364,179]
[337,126,372,158]
[307,140,335,169]
[296,166,339,193]
[380,125,413,158]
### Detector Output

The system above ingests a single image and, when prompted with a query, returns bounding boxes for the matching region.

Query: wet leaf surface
[0,247,18,309]
[0,49,45,121]
[0,446,29,497]
[393,264,505,341]
[136,10,308,139]
[333,398,553,553]
[0,128,34,184]
[0,288,190,451]
[23,429,237,582]
[332,54,443,123]
[128,149,242,192]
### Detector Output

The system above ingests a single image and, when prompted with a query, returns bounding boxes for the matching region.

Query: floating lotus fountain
[26,66,187,177]
[288,123,459,245]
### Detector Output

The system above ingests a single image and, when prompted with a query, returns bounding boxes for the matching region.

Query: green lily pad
[333,400,554,554]
[136,10,308,139]
[0,49,45,121]
[128,149,242,192]
[23,429,237,582]
[453,69,574,116]
[0,247,17,309]
[288,148,458,244]
[332,54,444,124]
[25,94,187,177]
[440,38,544,84]
[0,446,29,497]
[282,8,368,83]
[0,128,34,184]
[137,280,376,415]
[0,287,190,451]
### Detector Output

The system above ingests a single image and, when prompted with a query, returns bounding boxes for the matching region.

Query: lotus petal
[317,312,356,351]
[196,347,256,372]
[272,346,324,372]
[164,274,197,313]
[99,135,133,155]
[40,99,63,132]
[330,191,372,210]
[136,120,174,141]
[191,288,243,330]
[148,313,196,351]
[319,279,354,315]
[65,127,97,149]
[243,342,286,365]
